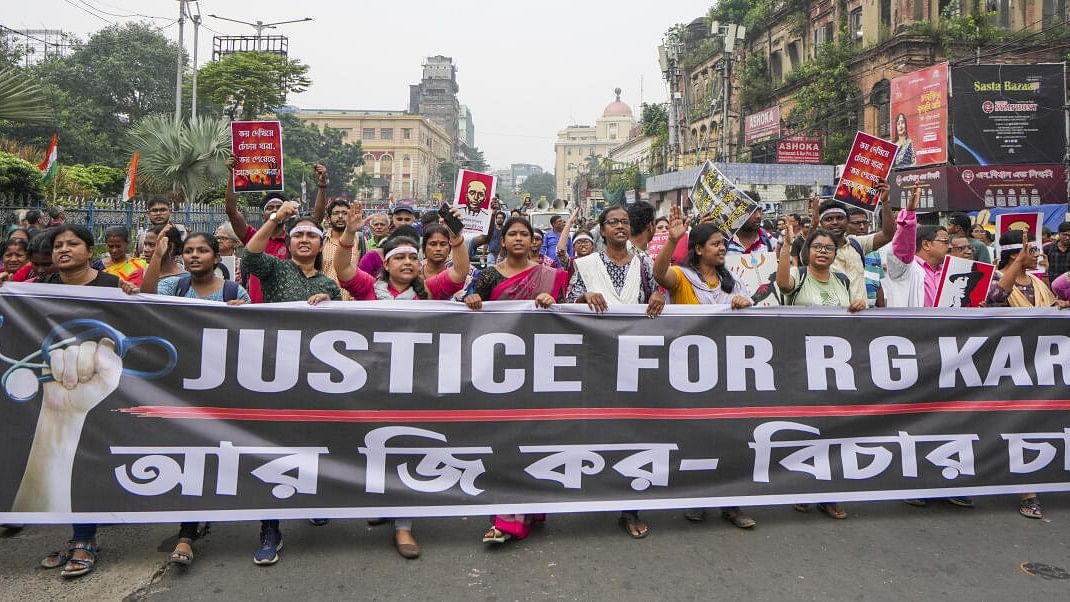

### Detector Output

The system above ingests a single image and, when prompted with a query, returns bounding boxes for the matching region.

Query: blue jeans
[71,523,97,541]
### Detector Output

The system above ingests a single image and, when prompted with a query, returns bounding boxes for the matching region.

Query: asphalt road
[2,496,1069,601]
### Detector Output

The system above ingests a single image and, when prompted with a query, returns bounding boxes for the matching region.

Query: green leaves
[126,114,230,203]
[0,151,45,198]
[197,52,311,121]
[0,67,51,124]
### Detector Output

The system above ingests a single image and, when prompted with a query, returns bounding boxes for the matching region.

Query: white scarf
[574,252,641,304]
[374,279,419,300]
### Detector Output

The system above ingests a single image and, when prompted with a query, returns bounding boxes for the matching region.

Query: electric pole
[190,2,201,119]
[174,0,185,120]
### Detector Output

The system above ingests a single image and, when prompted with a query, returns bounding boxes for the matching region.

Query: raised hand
[314,164,328,187]
[667,205,687,241]
[42,339,122,416]
[346,201,366,232]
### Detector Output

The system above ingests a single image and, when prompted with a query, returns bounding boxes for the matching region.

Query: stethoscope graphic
[0,315,178,402]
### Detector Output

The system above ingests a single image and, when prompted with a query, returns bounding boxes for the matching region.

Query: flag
[121,152,139,201]
[37,134,58,183]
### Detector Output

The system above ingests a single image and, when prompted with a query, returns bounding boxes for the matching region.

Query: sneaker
[308,518,329,526]
[946,497,974,508]
[253,527,283,565]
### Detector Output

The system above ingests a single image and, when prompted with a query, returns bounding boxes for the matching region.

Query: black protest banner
[1,284,1068,523]
[688,160,759,241]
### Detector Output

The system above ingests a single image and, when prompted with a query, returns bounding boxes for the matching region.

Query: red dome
[602,87,633,118]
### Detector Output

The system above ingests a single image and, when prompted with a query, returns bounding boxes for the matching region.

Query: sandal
[168,538,194,566]
[41,540,75,569]
[482,527,511,544]
[792,504,811,513]
[817,502,848,520]
[1019,497,1043,519]
[721,508,757,529]
[60,541,98,579]
[619,512,649,539]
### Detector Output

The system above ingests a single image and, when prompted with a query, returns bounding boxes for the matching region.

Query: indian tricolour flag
[121,152,139,201]
[37,134,58,183]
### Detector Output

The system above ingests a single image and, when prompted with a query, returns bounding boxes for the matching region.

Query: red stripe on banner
[119,400,1070,422]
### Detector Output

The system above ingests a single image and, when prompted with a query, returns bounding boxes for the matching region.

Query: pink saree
[488,264,569,301]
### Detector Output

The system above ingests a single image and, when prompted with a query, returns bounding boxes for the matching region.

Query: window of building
[769,51,783,83]
[381,128,393,140]
[914,0,925,20]
[1043,0,1065,25]
[813,21,834,50]
[939,0,962,17]
[403,128,412,139]
[362,128,375,140]
[987,1,1011,28]
[871,80,891,138]
[609,123,618,140]
[880,0,892,37]
[786,42,800,68]
[850,8,863,41]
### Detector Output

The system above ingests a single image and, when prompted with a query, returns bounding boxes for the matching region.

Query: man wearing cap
[390,204,416,230]
[810,181,894,303]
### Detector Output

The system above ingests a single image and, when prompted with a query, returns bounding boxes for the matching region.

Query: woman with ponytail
[329,201,470,302]
[652,204,758,530]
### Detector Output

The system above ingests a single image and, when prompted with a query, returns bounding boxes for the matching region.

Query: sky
[4,0,714,172]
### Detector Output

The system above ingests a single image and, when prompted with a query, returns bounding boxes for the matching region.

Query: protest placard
[995,211,1044,276]
[230,121,284,193]
[833,132,898,210]
[454,169,496,235]
[934,255,996,308]
[688,160,759,240]
[725,251,780,306]
[647,231,670,259]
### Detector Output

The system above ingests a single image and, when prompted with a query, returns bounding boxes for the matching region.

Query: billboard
[950,64,1067,165]
[776,135,822,164]
[888,164,1067,211]
[890,62,949,168]
[744,105,781,143]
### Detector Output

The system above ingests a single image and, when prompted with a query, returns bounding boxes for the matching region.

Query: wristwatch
[268,212,279,223]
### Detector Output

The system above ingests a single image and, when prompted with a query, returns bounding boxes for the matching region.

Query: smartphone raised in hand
[438,202,464,236]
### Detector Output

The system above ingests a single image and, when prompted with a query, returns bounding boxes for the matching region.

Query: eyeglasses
[931,238,951,245]
[810,243,837,253]
[605,218,630,227]
[950,244,972,252]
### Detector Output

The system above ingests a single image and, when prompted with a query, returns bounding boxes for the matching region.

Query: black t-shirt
[790,235,804,259]
[39,271,122,288]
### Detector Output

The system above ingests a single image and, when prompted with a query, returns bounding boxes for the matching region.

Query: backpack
[174,273,241,301]
[786,266,851,306]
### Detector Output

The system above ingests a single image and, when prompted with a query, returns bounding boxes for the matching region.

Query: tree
[0,67,50,124]
[59,163,124,196]
[276,113,364,197]
[126,114,230,203]
[0,22,182,166]
[521,172,555,201]
[0,151,44,198]
[198,52,311,121]
[462,147,489,172]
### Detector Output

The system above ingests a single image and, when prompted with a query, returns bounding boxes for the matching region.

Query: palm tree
[127,114,230,203]
[0,67,51,124]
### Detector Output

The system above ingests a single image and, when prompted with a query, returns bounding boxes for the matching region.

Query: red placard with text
[833,132,898,210]
[231,120,284,192]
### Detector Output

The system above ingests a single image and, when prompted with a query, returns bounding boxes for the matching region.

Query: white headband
[384,245,419,261]
[820,207,847,219]
[289,224,323,237]
[573,234,594,244]
[999,243,1023,251]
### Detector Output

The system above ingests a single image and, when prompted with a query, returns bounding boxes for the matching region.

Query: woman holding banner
[243,200,340,565]
[465,216,568,544]
[985,229,1070,520]
[653,205,758,530]
[567,204,663,538]
[777,223,865,520]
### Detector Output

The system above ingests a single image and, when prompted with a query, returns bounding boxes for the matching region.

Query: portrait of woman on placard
[893,112,916,169]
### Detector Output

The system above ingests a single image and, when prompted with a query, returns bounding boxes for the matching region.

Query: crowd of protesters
[2,159,1069,579]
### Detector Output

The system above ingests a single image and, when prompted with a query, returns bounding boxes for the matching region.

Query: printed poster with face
[934,255,996,308]
[454,169,496,235]
[833,132,898,210]
[995,211,1044,277]
[725,251,781,306]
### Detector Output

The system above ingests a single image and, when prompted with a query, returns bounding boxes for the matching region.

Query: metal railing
[1,194,262,242]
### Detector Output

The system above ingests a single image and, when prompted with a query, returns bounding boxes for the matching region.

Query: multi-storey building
[409,56,461,159]
[292,108,452,201]
[554,88,639,201]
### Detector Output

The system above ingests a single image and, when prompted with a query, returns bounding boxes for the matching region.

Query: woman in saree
[91,226,147,285]
[464,216,568,543]
[464,216,569,311]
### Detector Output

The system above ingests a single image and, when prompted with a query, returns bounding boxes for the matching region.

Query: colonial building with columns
[554,88,639,201]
